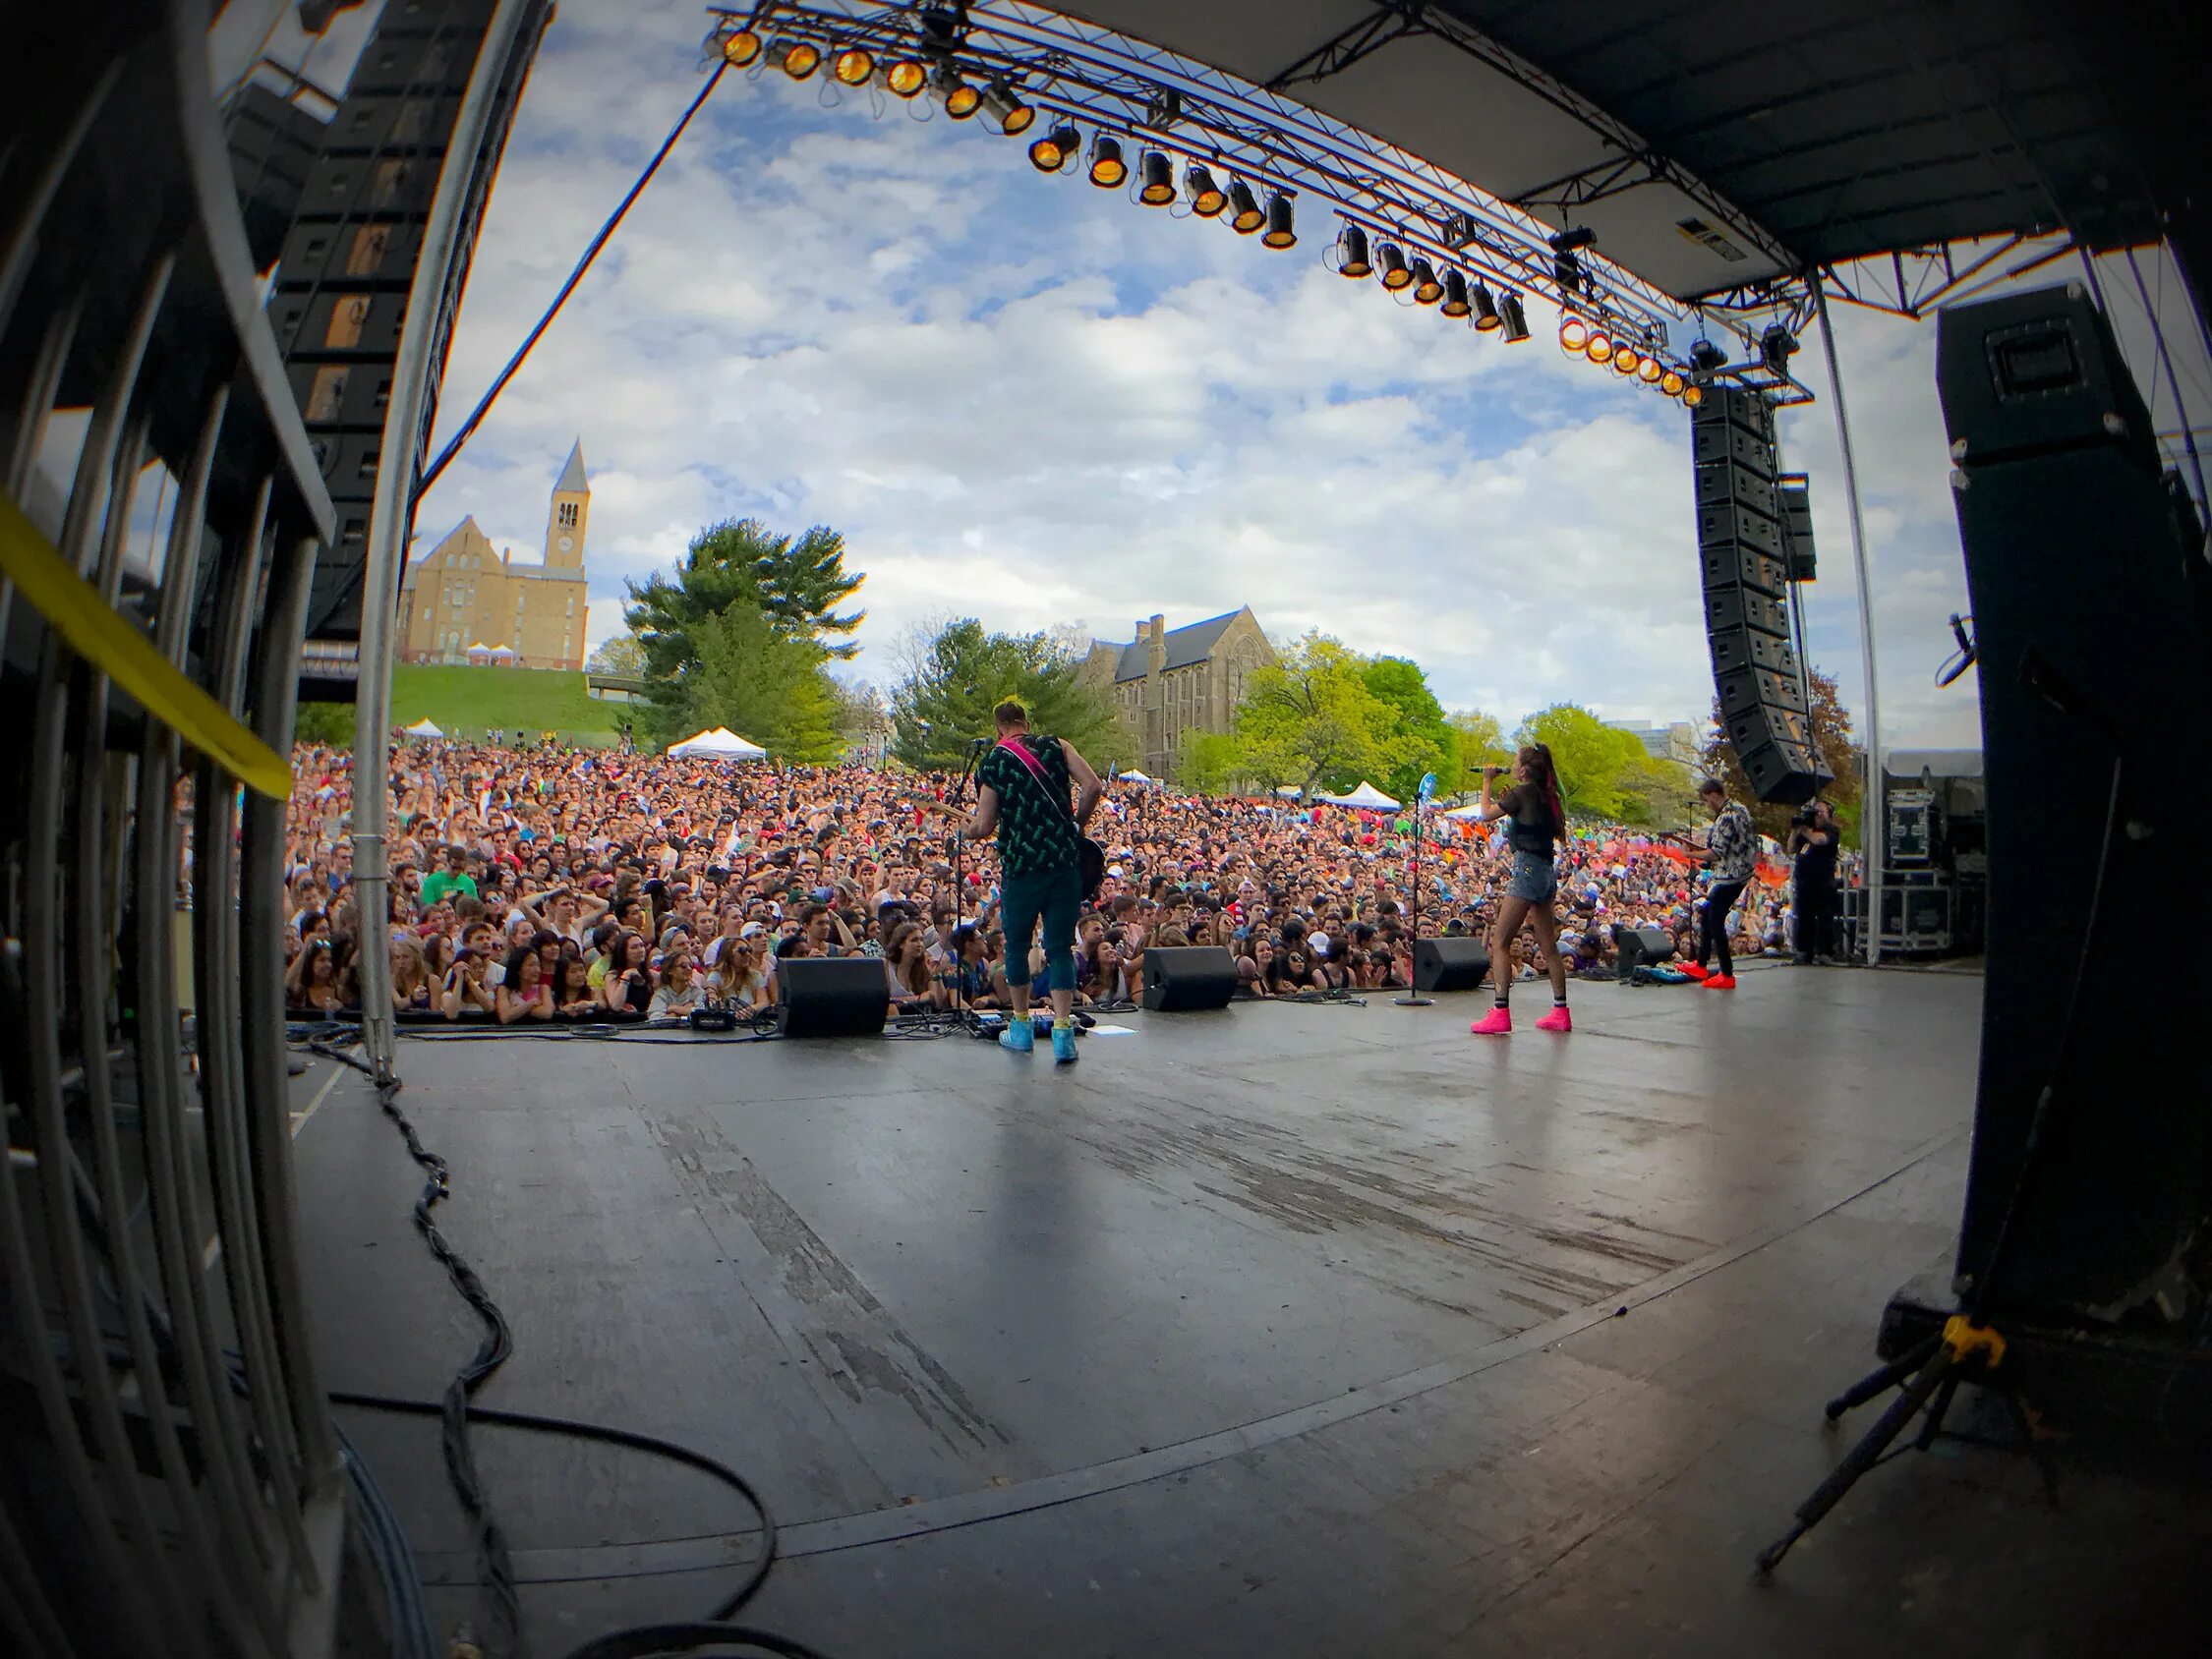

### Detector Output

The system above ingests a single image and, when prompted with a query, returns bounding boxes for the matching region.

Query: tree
[1444,709,1511,790]
[1233,632,1410,794]
[585,635,646,677]
[679,599,843,764]
[1360,657,1457,803]
[828,676,893,757]
[1700,664,1860,841]
[294,702,353,747]
[889,617,1117,771]
[1512,704,1650,821]
[1176,730,1248,796]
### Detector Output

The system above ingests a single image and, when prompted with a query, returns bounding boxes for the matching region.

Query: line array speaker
[1691,384,1829,805]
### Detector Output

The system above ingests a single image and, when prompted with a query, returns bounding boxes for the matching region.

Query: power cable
[414,61,728,501]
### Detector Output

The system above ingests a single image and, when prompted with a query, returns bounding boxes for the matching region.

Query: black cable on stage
[413,61,727,501]
[309,1041,524,1654]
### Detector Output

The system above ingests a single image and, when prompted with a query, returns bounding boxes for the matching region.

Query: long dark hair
[1519,743,1566,831]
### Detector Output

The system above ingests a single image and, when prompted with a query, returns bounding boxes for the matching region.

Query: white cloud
[410,0,2055,753]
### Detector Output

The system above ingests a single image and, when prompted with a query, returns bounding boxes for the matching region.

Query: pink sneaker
[1470,1006,1512,1036]
[1535,1005,1572,1033]
[1678,962,1710,982]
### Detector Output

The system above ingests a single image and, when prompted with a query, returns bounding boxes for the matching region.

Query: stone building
[398,440,590,667]
[1084,608,1275,778]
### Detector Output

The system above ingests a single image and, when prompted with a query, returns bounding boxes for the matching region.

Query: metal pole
[1811,280,1884,965]
[352,0,538,1077]
[2124,243,2210,523]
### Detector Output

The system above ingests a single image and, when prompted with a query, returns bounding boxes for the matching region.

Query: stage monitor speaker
[1613,925,1675,977]
[1412,937,1490,992]
[1939,282,2212,1331]
[1140,945,1238,1011]
[775,956,888,1038]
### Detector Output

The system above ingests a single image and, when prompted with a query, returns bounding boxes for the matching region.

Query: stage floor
[294,963,2209,1657]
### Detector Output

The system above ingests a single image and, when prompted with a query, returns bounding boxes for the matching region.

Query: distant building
[1605,718,1703,769]
[1083,608,1275,778]
[398,440,591,668]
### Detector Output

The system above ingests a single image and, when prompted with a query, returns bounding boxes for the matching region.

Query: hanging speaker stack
[1692,386,1830,805]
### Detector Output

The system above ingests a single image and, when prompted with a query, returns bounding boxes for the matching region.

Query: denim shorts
[1506,850,1558,903]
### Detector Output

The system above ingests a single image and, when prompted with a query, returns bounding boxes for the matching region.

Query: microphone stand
[1395,798,1433,1005]
[943,738,989,1034]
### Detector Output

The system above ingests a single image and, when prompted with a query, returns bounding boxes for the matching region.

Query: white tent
[1321,780,1400,810]
[1441,801,1491,820]
[1118,769,1153,782]
[667,726,767,760]
[400,717,443,739]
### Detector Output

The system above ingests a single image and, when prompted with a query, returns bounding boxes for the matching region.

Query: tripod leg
[1913,1374,1963,1452]
[1825,1333,1942,1421]
[2004,1392,2061,1507]
[1758,1350,1956,1575]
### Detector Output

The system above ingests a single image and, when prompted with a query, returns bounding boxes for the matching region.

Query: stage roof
[1050,0,2184,305]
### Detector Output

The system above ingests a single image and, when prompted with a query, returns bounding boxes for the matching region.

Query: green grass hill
[384,664,623,745]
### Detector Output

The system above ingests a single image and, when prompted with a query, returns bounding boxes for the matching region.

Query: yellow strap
[0,491,292,799]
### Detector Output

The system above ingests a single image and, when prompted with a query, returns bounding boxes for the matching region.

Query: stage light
[977,80,1033,134]
[1586,329,1614,365]
[1442,212,1478,250]
[1439,269,1470,316]
[1682,382,1706,408]
[1559,315,1589,351]
[722,29,762,67]
[1661,369,1686,397]
[1470,280,1501,330]
[1553,250,1582,295]
[1228,181,1265,234]
[1689,338,1727,374]
[1377,243,1413,290]
[776,38,820,79]
[936,67,980,118]
[1549,226,1597,253]
[1337,225,1372,278]
[833,46,873,86]
[1137,149,1176,204]
[1410,258,1443,304]
[1498,292,1530,340]
[1186,165,1226,216]
[919,6,964,53]
[882,59,926,97]
[1637,354,1663,383]
[1089,135,1127,188]
[1261,194,1297,249]
[1029,122,1078,171]
[1760,322,1799,376]
[1612,342,1640,373]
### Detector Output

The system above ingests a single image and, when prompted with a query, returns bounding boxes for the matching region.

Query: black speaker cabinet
[1613,925,1675,977]
[1140,946,1238,1011]
[775,956,888,1038]
[1412,937,1490,992]
[1940,282,2212,1329]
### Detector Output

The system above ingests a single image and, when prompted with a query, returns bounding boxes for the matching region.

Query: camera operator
[1786,798,1839,964]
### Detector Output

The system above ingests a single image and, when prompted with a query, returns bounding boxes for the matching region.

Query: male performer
[1680,777,1757,990]
[931,699,1102,1063]
[1787,798,1839,963]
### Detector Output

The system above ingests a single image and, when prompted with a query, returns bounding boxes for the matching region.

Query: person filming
[1466,744,1572,1036]
[1786,798,1839,963]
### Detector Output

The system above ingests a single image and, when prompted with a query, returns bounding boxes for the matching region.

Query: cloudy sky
[290,0,2206,753]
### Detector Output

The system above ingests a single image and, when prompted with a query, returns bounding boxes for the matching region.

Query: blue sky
[317,0,2204,754]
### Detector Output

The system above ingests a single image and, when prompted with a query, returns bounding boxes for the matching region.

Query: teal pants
[1000,864,1080,996]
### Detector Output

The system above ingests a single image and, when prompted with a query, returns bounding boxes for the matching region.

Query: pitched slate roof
[1098,609,1243,683]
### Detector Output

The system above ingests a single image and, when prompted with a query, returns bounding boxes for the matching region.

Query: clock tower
[545,438,588,571]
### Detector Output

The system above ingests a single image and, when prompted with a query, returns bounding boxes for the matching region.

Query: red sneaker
[1678,962,1711,982]
[1470,1006,1512,1036]
[1535,1005,1572,1033]
[1702,973,1737,990]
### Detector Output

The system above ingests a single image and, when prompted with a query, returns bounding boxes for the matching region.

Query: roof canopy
[1047,1,2184,302]
[668,726,768,759]
[1321,780,1399,809]
[400,718,443,738]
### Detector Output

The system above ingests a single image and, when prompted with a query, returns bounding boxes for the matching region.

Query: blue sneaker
[1051,1020,1077,1065]
[999,1019,1034,1055]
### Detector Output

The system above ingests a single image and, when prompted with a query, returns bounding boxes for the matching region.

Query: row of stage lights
[724,24,1706,390]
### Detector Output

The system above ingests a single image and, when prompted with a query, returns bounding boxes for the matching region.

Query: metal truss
[706,0,1787,373]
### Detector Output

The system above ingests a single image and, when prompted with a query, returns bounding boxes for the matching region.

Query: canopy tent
[1118,770,1153,782]
[1320,781,1400,810]
[667,726,767,760]
[399,718,443,739]
[1441,801,1492,821]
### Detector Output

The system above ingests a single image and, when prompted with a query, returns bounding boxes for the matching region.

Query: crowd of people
[271,736,1827,1023]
